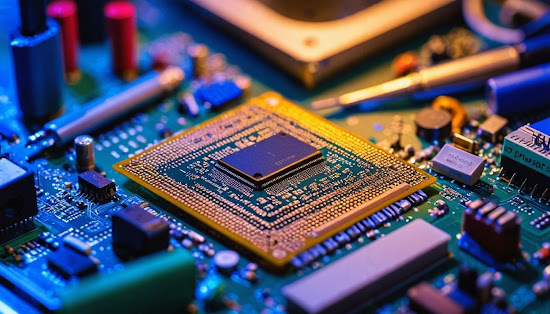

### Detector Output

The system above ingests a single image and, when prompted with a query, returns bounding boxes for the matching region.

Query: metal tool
[312,34,550,110]
[22,66,184,160]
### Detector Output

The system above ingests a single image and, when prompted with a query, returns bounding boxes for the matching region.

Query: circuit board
[115,92,433,267]
[1,0,550,313]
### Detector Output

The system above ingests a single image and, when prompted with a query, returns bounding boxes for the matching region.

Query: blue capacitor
[10,0,64,122]
[487,62,550,116]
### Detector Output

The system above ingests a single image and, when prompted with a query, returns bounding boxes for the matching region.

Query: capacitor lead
[47,0,80,83]
[104,1,138,80]
[10,0,64,122]
[487,62,550,116]
[74,135,95,172]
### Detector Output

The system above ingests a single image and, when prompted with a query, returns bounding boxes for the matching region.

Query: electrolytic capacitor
[74,135,95,172]
[487,62,550,116]
[104,1,138,80]
[188,44,209,77]
[11,0,64,122]
[47,0,80,83]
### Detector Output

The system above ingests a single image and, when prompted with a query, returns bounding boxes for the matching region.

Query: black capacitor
[458,264,478,295]
[20,0,47,36]
[414,107,452,142]
[74,0,107,43]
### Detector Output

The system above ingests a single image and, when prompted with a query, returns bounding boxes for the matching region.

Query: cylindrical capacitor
[74,135,95,172]
[47,0,80,83]
[74,0,107,44]
[11,0,64,122]
[487,62,550,116]
[104,1,138,80]
[214,250,240,275]
[188,44,209,77]
[414,107,452,142]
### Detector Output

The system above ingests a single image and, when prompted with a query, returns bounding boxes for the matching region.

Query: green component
[58,249,195,313]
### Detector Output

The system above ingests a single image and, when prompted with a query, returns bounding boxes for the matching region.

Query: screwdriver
[21,66,184,160]
[312,34,550,110]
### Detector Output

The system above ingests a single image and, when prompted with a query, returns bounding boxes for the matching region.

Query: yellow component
[114,92,435,268]
[432,95,469,134]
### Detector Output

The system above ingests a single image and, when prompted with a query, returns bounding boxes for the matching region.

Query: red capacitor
[47,0,79,77]
[104,1,137,80]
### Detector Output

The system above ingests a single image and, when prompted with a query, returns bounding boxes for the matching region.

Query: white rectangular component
[282,219,450,314]
[432,143,485,186]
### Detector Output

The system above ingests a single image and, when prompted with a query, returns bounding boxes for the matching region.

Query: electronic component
[0,156,37,236]
[478,115,508,143]
[282,219,450,313]
[488,63,550,116]
[74,135,95,173]
[115,92,434,267]
[432,96,469,134]
[452,133,478,153]
[47,246,98,278]
[78,170,116,202]
[188,0,458,87]
[217,132,323,190]
[63,236,91,255]
[10,0,63,122]
[57,249,195,313]
[111,204,170,255]
[407,282,465,314]
[177,92,200,116]
[415,107,452,141]
[393,51,419,77]
[47,0,80,83]
[0,124,19,144]
[500,118,550,193]
[461,200,521,261]
[104,1,137,80]
[74,0,107,43]
[214,250,240,275]
[196,80,243,110]
[188,43,209,77]
[432,144,485,186]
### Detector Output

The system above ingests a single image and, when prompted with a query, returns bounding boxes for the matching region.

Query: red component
[392,51,419,77]
[47,0,79,76]
[104,1,137,79]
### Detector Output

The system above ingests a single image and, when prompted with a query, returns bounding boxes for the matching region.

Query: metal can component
[47,0,80,83]
[74,135,95,173]
[104,1,137,80]
[188,43,209,77]
[214,250,240,275]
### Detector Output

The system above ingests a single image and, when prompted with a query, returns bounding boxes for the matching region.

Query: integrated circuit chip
[217,132,323,190]
[115,92,434,267]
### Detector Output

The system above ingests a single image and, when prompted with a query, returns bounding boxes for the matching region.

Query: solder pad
[115,92,435,267]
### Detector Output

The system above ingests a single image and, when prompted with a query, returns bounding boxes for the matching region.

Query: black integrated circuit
[216,132,324,190]
[78,170,116,202]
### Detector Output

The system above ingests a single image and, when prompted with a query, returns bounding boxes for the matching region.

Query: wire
[462,0,525,43]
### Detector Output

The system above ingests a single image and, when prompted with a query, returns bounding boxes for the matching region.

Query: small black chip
[217,132,323,190]
[112,204,170,256]
[78,170,116,202]
[47,246,98,278]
